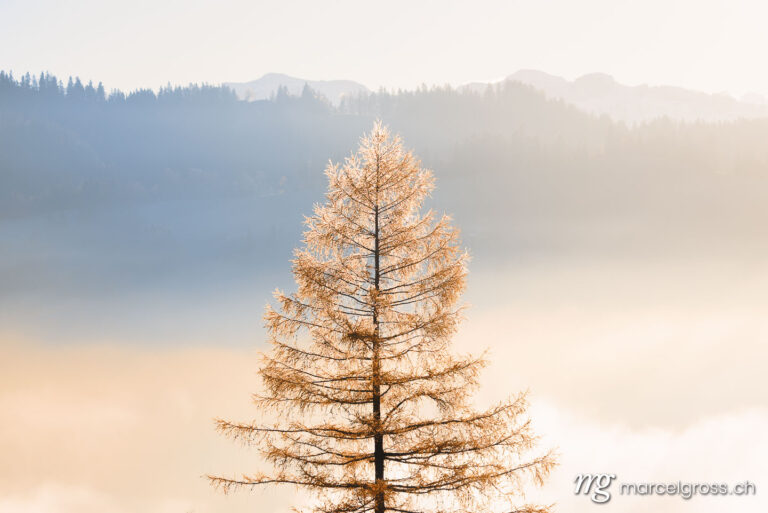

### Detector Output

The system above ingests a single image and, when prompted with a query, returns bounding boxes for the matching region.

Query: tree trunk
[372,163,385,513]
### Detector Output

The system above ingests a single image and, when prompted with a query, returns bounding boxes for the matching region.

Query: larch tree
[209,122,555,513]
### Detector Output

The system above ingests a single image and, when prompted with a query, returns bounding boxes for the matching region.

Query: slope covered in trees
[1,71,767,311]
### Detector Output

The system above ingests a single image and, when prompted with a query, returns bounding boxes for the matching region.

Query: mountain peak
[503,69,768,123]
[224,74,369,104]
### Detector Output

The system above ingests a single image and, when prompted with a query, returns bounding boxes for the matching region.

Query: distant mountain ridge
[463,69,768,123]
[224,73,369,105]
[229,70,768,123]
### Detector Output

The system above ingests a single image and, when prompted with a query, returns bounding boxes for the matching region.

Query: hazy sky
[2,0,768,96]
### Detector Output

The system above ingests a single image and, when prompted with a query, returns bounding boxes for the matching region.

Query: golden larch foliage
[209,122,556,513]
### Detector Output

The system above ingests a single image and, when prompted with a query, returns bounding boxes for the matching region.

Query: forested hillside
[2,71,767,319]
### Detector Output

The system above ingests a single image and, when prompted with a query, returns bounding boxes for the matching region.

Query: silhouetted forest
[2,71,768,308]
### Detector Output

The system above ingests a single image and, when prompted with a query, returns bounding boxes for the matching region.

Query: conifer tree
[210,122,555,513]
